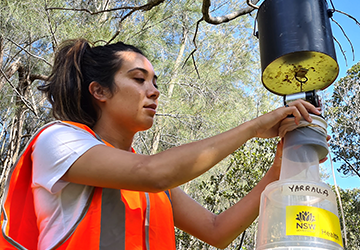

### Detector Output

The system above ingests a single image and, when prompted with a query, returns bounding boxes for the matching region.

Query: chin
[138,121,154,132]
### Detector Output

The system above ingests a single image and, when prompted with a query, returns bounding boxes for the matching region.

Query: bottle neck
[280,144,321,181]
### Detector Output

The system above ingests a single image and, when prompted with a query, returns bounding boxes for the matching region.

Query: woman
[1,39,321,250]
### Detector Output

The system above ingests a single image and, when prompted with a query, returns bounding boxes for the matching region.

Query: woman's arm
[62,100,319,192]
[172,141,283,249]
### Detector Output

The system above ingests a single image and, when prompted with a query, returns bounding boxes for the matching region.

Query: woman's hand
[252,99,321,138]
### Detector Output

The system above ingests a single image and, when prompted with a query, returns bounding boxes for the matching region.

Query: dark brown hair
[39,39,144,127]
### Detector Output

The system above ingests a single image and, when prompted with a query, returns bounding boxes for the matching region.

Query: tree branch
[183,18,202,78]
[106,0,166,44]
[44,0,59,50]
[335,10,360,28]
[6,38,52,66]
[46,0,165,15]
[191,54,200,79]
[246,0,259,9]
[0,68,37,116]
[201,0,260,25]
[331,17,355,61]
[46,6,134,15]
[333,36,347,67]
[339,155,360,179]
[0,58,21,91]
[29,74,49,82]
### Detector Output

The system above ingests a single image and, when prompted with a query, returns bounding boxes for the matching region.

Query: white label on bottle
[281,183,337,205]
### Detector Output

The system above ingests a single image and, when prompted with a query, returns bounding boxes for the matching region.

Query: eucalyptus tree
[325,62,360,179]
[0,0,116,197]
[1,1,359,249]
[333,187,360,250]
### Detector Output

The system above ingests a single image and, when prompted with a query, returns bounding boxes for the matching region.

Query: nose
[147,82,160,100]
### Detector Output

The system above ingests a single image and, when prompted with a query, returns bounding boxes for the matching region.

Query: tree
[325,62,360,179]
[174,138,279,249]
[1,1,360,249]
[333,187,360,250]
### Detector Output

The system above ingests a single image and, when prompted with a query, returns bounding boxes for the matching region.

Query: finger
[292,102,310,123]
[284,105,302,125]
[292,100,315,121]
[288,100,320,123]
[298,99,321,114]
[299,100,321,115]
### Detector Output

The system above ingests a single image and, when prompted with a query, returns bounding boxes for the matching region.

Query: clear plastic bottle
[256,116,343,250]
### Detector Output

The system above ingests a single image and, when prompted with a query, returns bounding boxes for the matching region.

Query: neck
[92,121,135,151]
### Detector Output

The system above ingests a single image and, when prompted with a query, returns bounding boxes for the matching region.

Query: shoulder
[34,121,104,157]
[38,122,96,140]
[32,122,104,193]
[37,122,101,145]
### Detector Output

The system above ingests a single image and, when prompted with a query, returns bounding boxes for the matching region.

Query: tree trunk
[0,64,33,199]
[150,25,188,154]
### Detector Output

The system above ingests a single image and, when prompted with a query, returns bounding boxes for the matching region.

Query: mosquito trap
[254,0,344,249]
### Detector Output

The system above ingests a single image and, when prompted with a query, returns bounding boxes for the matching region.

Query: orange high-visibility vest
[0,121,175,250]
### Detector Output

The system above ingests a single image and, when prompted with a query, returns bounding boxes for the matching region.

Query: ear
[89,81,108,102]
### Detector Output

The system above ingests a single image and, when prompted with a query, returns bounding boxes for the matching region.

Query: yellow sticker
[286,205,343,247]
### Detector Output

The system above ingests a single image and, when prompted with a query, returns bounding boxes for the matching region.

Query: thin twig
[335,10,360,28]
[46,6,135,15]
[107,9,137,44]
[155,113,180,118]
[106,0,165,44]
[0,69,37,116]
[331,18,355,61]
[333,36,347,67]
[202,0,260,25]
[183,18,202,69]
[131,15,173,39]
[46,0,166,44]
[47,0,165,15]
[6,38,52,66]
[192,54,200,79]
[246,0,259,9]
[103,0,111,10]
[340,155,360,179]
[44,0,58,50]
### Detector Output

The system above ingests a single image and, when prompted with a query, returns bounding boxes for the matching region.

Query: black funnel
[256,0,339,95]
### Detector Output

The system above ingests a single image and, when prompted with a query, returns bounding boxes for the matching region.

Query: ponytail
[39,39,144,128]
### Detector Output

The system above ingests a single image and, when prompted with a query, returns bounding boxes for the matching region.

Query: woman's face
[102,51,160,133]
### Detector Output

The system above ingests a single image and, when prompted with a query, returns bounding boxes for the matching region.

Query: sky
[319,0,360,190]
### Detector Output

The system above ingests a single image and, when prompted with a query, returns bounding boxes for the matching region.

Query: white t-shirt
[31,122,103,250]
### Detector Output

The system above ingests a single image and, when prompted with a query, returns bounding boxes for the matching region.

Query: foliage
[333,187,360,250]
[325,62,360,178]
[176,138,279,249]
[1,0,359,249]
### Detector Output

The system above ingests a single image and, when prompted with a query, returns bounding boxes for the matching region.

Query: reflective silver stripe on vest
[145,192,150,250]
[100,188,126,250]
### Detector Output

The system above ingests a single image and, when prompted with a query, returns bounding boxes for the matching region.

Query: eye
[134,78,145,83]
[153,82,158,89]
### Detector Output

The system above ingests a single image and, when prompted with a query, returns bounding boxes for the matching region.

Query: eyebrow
[127,67,158,80]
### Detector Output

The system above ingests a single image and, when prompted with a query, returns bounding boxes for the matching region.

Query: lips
[144,104,157,111]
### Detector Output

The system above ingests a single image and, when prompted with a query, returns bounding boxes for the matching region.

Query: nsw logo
[295,211,316,231]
